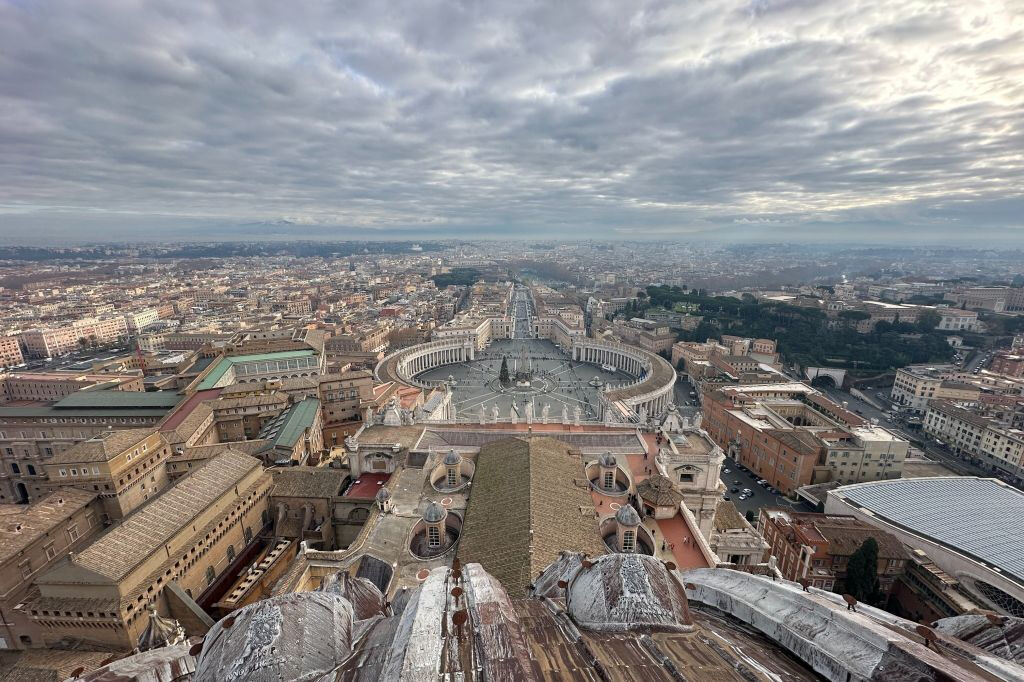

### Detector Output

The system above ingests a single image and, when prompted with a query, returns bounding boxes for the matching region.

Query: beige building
[43,430,172,522]
[821,424,908,485]
[924,399,1024,483]
[28,451,271,650]
[891,365,980,413]
[0,337,24,369]
[0,371,143,404]
[0,489,103,650]
[19,317,129,358]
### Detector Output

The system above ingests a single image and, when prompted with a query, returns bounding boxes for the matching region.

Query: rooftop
[56,451,262,583]
[832,477,1024,586]
[0,489,97,561]
[47,428,157,464]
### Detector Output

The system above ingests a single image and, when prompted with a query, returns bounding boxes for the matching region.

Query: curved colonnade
[375,336,675,419]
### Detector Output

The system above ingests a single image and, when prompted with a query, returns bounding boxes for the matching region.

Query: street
[672,373,701,421]
[717,455,815,519]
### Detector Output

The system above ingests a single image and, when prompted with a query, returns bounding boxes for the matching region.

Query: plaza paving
[416,338,638,422]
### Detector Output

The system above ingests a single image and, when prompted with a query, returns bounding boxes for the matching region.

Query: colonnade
[572,343,647,378]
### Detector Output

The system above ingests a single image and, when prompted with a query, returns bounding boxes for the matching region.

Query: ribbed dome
[599,452,616,467]
[136,609,185,652]
[375,486,391,502]
[318,572,385,620]
[566,553,692,632]
[637,474,684,507]
[615,504,641,527]
[423,501,447,523]
[443,449,461,466]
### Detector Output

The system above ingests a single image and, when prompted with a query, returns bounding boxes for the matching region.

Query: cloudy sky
[1,0,1022,243]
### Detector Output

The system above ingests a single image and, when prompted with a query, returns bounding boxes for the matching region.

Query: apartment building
[43,429,172,521]
[123,308,161,334]
[19,317,129,358]
[890,365,980,413]
[0,337,24,369]
[820,424,908,485]
[759,509,909,596]
[945,286,1024,312]
[28,451,271,650]
[923,399,1024,483]
[0,489,104,650]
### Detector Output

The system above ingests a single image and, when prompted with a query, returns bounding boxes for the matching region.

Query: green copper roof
[196,350,316,390]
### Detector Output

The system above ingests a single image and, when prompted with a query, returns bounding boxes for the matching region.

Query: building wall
[0,493,104,650]
[0,337,24,368]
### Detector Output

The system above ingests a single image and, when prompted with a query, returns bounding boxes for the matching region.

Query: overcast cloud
[1,0,1022,243]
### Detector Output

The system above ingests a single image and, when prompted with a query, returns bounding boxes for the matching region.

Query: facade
[945,286,1024,312]
[319,370,375,446]
[0,489,103,650]
[758,508,908,595]
[0,371,143,404]
[0,337,24,369]
[923,399,1024,483]
[19,317,129,358]
[28,451,271,650]
[702,382,904,494]
[890,365,980,413]
[936,308,981,332]
[42,429,172,521]
[991,351,1024,378]
[0,391,181,504]
[193,350,325,391]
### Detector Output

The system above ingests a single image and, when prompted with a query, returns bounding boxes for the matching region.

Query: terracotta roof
[47,429,156,464]
[637,474,684,507]
[0,489,97,561]
[66,451,263,582]
[456,437,606,598]
[271,467,349,498]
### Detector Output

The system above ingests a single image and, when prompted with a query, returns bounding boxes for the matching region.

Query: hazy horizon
[1,0,1022,243]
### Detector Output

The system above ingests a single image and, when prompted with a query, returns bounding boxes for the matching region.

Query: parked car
[757,479,768,487]
[723,468,731,473]
[733,480,741,485]
[742,488,753,495]
[723,495,731,501]
[738,494,749,501]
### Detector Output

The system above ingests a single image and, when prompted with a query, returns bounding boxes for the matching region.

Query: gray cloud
[0,0,1022,242]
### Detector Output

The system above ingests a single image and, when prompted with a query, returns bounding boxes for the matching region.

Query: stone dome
[615,504,641,527]
[599,452,616,467]
[318,572,386,620]
[423,501,447,523]
[193,592,354,682]
[566,553,692,632]
[136,609,185,652]
[443,449,461,466]
[375,486,391,502]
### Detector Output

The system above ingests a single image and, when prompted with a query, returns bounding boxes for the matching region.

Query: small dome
[443,449,461,466]
[375,486,391,502]
[637,474,684,507]
[566,554,691,632]
[137,609,185,652]
[319,572,385,620]
[599,452,616,467]
[423,501,447,523]
[615,504,641,527]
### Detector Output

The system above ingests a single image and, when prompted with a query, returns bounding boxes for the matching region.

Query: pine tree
[845,537,880,602]
[499,357,510,386]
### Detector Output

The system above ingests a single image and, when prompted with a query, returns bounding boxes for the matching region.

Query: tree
[845,537,880,602]
[498,357,510,386]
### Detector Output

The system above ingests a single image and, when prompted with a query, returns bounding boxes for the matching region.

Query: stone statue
[574,405,582,425]
[693,412,702,429]
[510,406,518,424]
[478,405,486,424]
[562,404,569,423]
[525,400,534,424]
[491,404,500,423]
[541,402,550,424]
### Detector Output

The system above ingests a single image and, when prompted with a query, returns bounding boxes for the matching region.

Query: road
[672,373,701,421]
[717,455,816,518]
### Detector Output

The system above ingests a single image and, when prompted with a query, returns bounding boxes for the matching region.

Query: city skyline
[2,0,1023,243]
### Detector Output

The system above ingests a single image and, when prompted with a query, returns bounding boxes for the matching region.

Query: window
[205,566,216,586]
[92,466,100,475]
[226,545,236,563]
[244,526,253,544]
[20,560,32,578]
[604,471,614,489]
[10,463,19,475]
[44,543,56,560]
[59,469,67,477]
[67,524,79,542]
[622,530,636,552]
[427,525,441,548]
[447,468,457,487]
